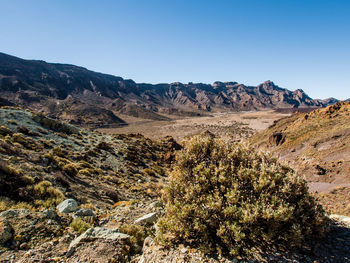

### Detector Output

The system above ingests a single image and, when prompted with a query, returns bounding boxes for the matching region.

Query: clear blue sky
[1,0,349,99]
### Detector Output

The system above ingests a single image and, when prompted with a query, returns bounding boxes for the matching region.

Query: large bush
[157,134,328,257]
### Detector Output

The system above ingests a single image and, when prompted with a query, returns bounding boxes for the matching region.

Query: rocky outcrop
[68,227,130,253]
[57,199,78,214]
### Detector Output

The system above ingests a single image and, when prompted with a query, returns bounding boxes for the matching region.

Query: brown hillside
[249,101,350,215]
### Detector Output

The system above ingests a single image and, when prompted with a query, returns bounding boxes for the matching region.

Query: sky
[1,0,349,100]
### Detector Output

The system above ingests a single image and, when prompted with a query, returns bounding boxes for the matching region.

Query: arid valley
[1,1,350,262]
[97,110,287,141]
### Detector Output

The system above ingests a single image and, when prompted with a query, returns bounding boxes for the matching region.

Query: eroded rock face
[57,199,78,214]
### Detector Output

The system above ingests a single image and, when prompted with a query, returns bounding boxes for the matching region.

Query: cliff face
[0,52,337,125]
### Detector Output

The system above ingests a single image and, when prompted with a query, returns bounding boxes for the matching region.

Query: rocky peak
[0,52,339,126]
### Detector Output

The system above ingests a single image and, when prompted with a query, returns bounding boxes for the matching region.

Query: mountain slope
[0,106,184,261]
[0,52,337,126]
[0,107,179,209]
[249,101,350,215]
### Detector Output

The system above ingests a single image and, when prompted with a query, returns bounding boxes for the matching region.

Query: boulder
[68,227,130,252]
[41,208,56,219]
[134,212,158,225]
[57,199,78,213]
[0,220,13,245]
[0,209,29,217]
[74,208,95,218]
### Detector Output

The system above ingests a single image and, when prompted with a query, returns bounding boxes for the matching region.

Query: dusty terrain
[100,103,350,218]
[250,102,350,216]
[98,110,289,142]
[1,106,350,262]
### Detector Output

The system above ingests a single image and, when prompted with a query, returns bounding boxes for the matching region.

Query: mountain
[249,101,350,216]
[0,52,338,126]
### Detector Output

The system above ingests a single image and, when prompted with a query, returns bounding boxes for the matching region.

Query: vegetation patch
[70,218,92,234]
[120,224,152,247]
[157,134,329,258]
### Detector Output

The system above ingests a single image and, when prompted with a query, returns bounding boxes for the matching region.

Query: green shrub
[157,134,328,258]
[143,168,156,177]
[62,163,78,176]
[120,224,151,246]
[70,218,92,234]
[31,180,64,208]
[0,197,33,212]
[0,125,13,136]
[0,160,21,176]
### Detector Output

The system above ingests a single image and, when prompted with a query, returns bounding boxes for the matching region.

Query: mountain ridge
[0,52,338,126]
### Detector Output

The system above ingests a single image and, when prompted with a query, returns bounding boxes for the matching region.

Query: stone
[0,209,29,218]
[68,227,130,251]
[134,212,158,225]
[181,247,188,253]
[0,220,13,245]
[149,201,163,209]
[329,214,350,225]
[74,208,95,218]
[41,209,56,219]
[142,236,153,251]
[57,199,78,213]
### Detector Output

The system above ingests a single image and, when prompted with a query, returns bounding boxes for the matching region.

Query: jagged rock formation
[0,52,337,126]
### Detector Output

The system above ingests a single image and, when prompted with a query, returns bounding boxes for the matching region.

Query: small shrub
[0,161,21,176]
[157,134,328,258]
[78,168,100,177]
[52,146,66,157]
[96,141,112,151]
[80,202,96,211]
[7,119,17,125]
[0,197,33,212]
[62,163,78,176]
[120,224,152,247]
[0,125,13,136]
[70,218,92,234]
[143,168,156,177]
[12,133,41,150]
[77,160,94,169]
[31,180,64,208]
[22,175,35,185]
[152,165,165,176]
